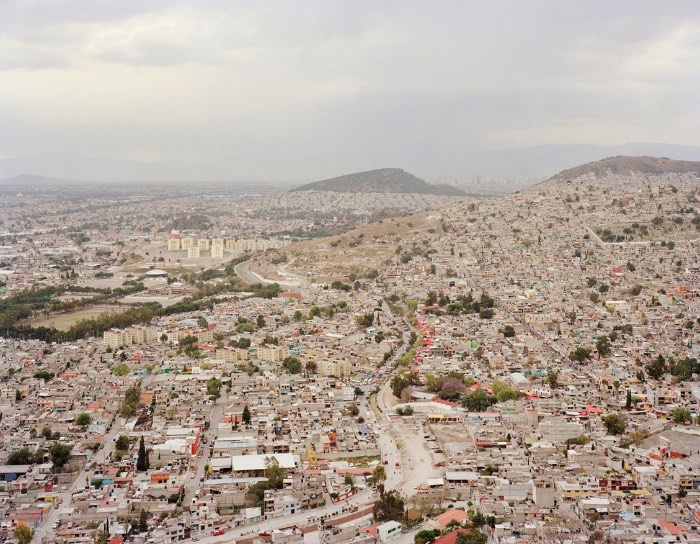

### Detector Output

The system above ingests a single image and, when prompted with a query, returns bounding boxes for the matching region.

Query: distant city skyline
[1,0,699,180]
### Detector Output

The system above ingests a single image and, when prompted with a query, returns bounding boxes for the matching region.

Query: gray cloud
[0,0,699,179]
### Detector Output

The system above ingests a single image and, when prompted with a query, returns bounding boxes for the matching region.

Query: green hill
[548,156,700,182]
[291,168,465,196]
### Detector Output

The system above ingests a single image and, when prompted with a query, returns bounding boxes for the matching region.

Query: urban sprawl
[0,169,699,544]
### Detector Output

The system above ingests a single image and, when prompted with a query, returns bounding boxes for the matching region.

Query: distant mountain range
[2,142,700,183]
[290,168,466,196]
[0,174,75,186]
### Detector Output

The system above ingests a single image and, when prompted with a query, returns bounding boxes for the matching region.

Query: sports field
[30,307,120,331]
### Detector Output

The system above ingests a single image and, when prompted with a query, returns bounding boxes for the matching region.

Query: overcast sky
[1,0,699,179]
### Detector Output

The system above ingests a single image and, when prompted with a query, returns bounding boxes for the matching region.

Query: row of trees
[281,356,317,375]
[0,281,145,330]
[7,442,73,469]
[646,355,699,382]
[424,291,496,320]
[0,256,284,344]
[604,407,694,437]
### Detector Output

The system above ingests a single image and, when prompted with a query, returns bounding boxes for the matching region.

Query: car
[212,529,225,536]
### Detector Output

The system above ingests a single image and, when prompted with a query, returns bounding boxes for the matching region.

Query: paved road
[375,381,439,498]
[187,307,416,542]
[191,487,378,544]
[233,259,264,285]
[184,390,229,501]
[233,259,309,288]
[34,372,160,543]
[34,414,125,543]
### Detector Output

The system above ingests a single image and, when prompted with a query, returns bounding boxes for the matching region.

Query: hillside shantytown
[0,157,699,544]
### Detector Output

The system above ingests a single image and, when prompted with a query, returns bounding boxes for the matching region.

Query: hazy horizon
[2,1,700,181]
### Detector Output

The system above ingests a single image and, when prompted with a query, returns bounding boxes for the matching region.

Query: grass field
[30,307,120,331]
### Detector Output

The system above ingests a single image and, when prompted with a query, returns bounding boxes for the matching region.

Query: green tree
[120,385,142,417]
[262,334,279,345]
[371,464,386,484]
[230,337,251,349]
[547,372,559,389]
[13,524,33,544]
[603,413,627,435]
[139,509,148,532]
[502,325,516,338]
[7,447,33,465]
[491,381,521,402]
[628,430,647,446]
[246,457,286,505]
[456,531,487,544]
[596,336,612,358]
[197,316,208,328]
[282,356,302,374]
[49,442,73,469]
[478,308,494,319]
[137,436,148,471]
[470,512,487,528]
[672,407,691,424]
[355,313,374,329]
[569,347,592,363]
[256,314,266,329]
[33,448,46,464]
[646,355,667,380]
[625,390,632,410]
[236,321,255,333]
[41,426,52,439]
[669,357,700,382]
[461,390,497,412]
[206,377,222,400]
[264,457,285,488]
[415,529,441,544]
[373,489,404,522]
[112,362,129,376]
[242,405,251,426]
[390,375,408,398]
[305,360,317,375]
[115,435,130,451]
[76,413,92,428]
